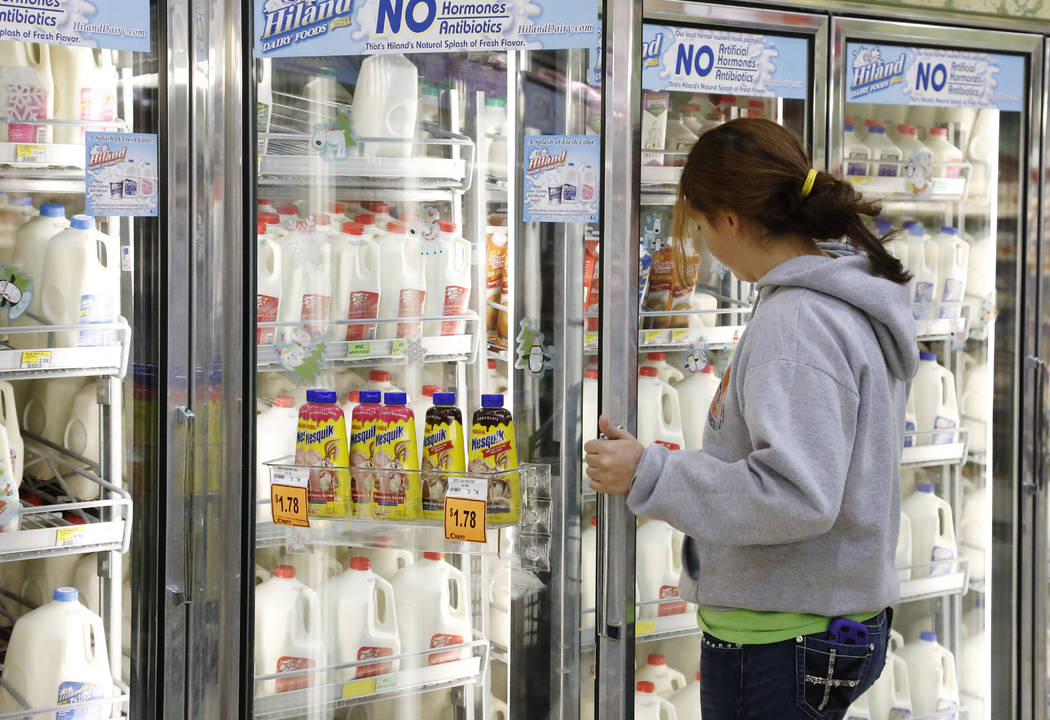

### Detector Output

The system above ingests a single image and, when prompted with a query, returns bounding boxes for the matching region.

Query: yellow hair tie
[801,168,817,198]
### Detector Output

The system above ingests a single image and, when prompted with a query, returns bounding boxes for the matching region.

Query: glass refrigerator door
[831,18,1042,720]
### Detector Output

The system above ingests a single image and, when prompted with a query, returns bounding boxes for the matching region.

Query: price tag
[444,476,487,543]
[583,331,598,348]
[271,466,310,527]
[642,329,665,345]
[346,341,371,359]
[391,339,406,356]
[15,144,45,163]
[341,677,378,699]
[671,329,690,344]
[20,351,51,370]
[636,620,656,637]
[375,674,397,693]
[55,526,84,547]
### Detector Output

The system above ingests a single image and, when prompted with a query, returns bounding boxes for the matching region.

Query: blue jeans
[699,610,890,720]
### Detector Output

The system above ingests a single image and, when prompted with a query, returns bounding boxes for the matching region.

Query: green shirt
[698,607,880,645]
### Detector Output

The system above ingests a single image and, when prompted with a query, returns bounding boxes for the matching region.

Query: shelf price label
[346,341,371,360]
[20,351,51,370]
[391,339,406,357]
[642,329,667,346]
[271,466,310,528]
[583,331,598,349]
[15,144,45,163]
[444,476,487,544]
[671,329,690,344]
[55,526,84,547]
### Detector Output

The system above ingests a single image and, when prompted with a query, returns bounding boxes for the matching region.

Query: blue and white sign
[0,0,150,52]
[523,135,599,224]
[84,132,158,217]
[846,43,1024,111]
[641,25,808,100]
[254,0,599,58]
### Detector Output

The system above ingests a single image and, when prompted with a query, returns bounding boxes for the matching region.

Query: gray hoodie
[627,243,919,616]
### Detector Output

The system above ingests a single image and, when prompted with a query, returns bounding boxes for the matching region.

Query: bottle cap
[355,213,375,225]
[360,390,382,404]
[648,654,666,666]
[701,365,714,374]
[696,672,701,681]
[585,369,599,380]
[488,359,497,369]
[636,681,655,694]
[481,394,504,408]
[273,565,296,579]
[929,127,948,137]
[920,631,937,642]
[590,516,597,526]
[424,551,444,561]
[647,352,666,361]
[908,225,925,237]
[273,395,295,408]
[349,557,371,571]
[64,514,86,525]
[40,203,65,218]
[306,389,338,404]
[70,214,94,231]
[347,391,360,403]
[387,220,409,234]
[259,213,279,225]
[258,198,272,205]
[328,202,345,213]
[898,124,917,136]
[869,125,886,135]
[940,226,958,236]
[919,351,937,362]
[370,370,391,382]
[343,222,364,235]
[422,385,440,397]
[844,124,855,132]
[277,204,299,215]
[370,202,390,214]
[438,220,457,233]
[385,392,407,405]
[257,219,267,235]
[639,367,658,377]
[433,392,456,405]
[917,483,935,493]
[53,587,79,603]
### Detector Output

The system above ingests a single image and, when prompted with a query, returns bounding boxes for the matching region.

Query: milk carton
[664,115,697,166]
[928,127,964,178]
[902,483,957,576]
[636,519,685,620]
[391,552,472,666]
[636,654,687,698]
[642,92,670,166]
[333,222,381,341]
[423,221,471,336]
[0,588,113,716]
[897,631,959,717]
[50,47,117,143]
[844,123,871,176]
[256,395,298,522]
[377,221,426,339]
[913,352,959,445]
[865,124,902,177]
[0,41,53,143]
[581,515,597,628]
[321,557,401,680]
[932,226,968,319]
[637,367,685,451]
[675,365,719,451]
[257,220,283,345]
[353,53,418,158]
[635,681,677,720]
[254,566,323,694]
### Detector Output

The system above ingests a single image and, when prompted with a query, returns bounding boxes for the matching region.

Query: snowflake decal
[402,337,427,367]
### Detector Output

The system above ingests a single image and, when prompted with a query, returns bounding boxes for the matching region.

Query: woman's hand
[584,415,645,495]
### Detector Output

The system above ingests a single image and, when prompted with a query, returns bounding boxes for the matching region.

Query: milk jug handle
[657,697,676,720]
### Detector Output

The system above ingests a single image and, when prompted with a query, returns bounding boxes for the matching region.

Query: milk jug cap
[481,394,504,408]
[53,587,79,603]
[701,365,714,374]
[898,124,917,136]
[257,219,267,235]
[636,681,655,694]
[277,204,299,215]
[696,672,701,681]
[423,551,444,561]
[306,389,338,404]
[940,226,959,236]
[328,202,345,213]
[929,127,948,137]
[370,202,390,213]
[585,369,599,380]
[422,385,440,397]
[260,213,279,225]
[384,392,407,406]
[869,125,886,135]
[590,516,597,526]
[488,359,497,369]
[273,565,296,579]
[342,222,364,235]
[907,224,925,238]
[844,123,855,132]
[919,351,938,362]
[647,654,666,666]
[40,203,65,218]
[647,352,666,361]
[355,213,375,225]
[9,195,32,207]
[438,220,457,233]
[70,214,95,231]
[349,557,371,571]
[920,630,938,642]
[386,220,409,234]
[433,392,456,406]
[360,391,382,404]
[273,395,295,408]
[370,370,391,382]
[639,367,658,377]
[258,198,272,205]
[347,391,360,403]
[917,482,935,493]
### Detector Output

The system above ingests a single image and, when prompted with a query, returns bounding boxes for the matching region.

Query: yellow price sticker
[346,341,371,359]
[391,339,406,356]
[55,527,84,547]
[443,496,487,543]
[671,329,690,344]
[636,620,656,636]
[583,331,598,347]
[20,350,52,370]
[271,484,309,527]
[15,144,45,162]
[341,677,378,699]
[643,330,664,345]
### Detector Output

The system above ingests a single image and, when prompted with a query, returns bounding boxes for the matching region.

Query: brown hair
[672,118,911,285]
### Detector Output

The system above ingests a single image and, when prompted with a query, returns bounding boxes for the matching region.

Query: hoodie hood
[755,242,918,381]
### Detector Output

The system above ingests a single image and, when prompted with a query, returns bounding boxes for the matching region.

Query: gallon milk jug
[321,557,401,681]
[636,654,687,698]
[333,222,381,341]
[0,41,53,143]
[50,47,117,144]
[896,125,933,169]
[276,549,342,591]
[669,672,701,720]
[865,124,902,177]
[581,516,597,628]
[71,554,100,614]
[64,382,102,501]
[636,519,685,620]
[40,215,120,347]
[933,226,969,319]
[277,219,332,339]
[896,510,913,581]
[257,220,283,345]
[22,377,88,480]
[961,359,990,455]
[867,650,913,720]
[897,631,959,717]
[959,486,987,583]
[637,367,685,452]
[11,203,68,349]
[675,365,720,451]
[377,221,426,339]
[927,127,964,178]
[353,53,418,158]
[254,565,323,694]
[488,564,512,649]
[423,221,471,336]
[0,588,112,715]
[912,352,959,445]
[256,395,298,522]
[392,552,471,667]
[844,690,871,720]
[354,547,413,584]
[844,123,871,176]
[967,110,998,202]
[902,483,957,577]
[905,225,938,321]
[646,353,684,385]
[635,681,677,720]
[960,630,986,716]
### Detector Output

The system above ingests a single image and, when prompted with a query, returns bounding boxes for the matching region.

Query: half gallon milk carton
[391,552,471,667]
[897,631,959,717]
[321,557,401,681]
[254,566,323,694]
[902,483,957,577]
[912,352,959,445]
[635,681,677,720]
[932,226,969,319]
[636,519,686,620]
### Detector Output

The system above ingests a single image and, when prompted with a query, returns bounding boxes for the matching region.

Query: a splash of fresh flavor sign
[0,0,150,51]
[254,0,599,57]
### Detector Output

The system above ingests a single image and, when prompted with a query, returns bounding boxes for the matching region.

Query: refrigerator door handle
[172,405,196,606]
[1023,356,1047,495]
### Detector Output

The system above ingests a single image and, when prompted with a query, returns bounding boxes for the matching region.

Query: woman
[585,118,918,720]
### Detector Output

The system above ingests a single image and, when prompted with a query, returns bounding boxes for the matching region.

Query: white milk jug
[0,588,112,715]
[321,557,401,681]
[933,226,969,319]
[896,125,933,169]
[959,485,988,583]
[965,232,995,329]
[71,554,100,614]
[391,552,471,666]
[581,516,597,628]
[865,124,902,177]
[867,649,913,720]
[276,549,342,591]
[40,215,120,347]
[353,53,418,158]
[961,359,990,455]
[488,564,512,649]
[582,368,599,458]
[423,221,471,336]
[902,483,957,577]
[20,548,80,611]
[254,566,323,695]
[905,225,938,321]
[927,128,964,178]
[675,365,719,451]
[637,367,685,452]
[331,221,381,342]
[22,377,88,480]
[959,631,986,714]
[897,632,960,717]
[645,353,684,385]
[0,42,53,143]
[896,510,913,581]
[11,203,68,349]
[844,123,871,176]
[844,690,871,720]
[256,221,282,345]
[354,547,413,584]
[669,672,701,720]
[64,382,102,501]
[636,654,687,698]
[635,681,677,720]
[636,519,685,620]
[377,220,426,340]
[50,46,117,143]
[256,395,298,522]
[912,352,959,445]
[278,219,332,339]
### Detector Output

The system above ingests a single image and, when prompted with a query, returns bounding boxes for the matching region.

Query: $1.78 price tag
[443,476,487,544]
[271,467,310,528]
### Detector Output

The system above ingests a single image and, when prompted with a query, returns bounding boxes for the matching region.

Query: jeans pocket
[795,635,873,720]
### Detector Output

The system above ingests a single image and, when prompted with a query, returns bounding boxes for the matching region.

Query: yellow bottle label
[295,409,351,518]
[349,406,379,518]
[468,419,520,524]
[372,408,421,520]
[421,416,466,521]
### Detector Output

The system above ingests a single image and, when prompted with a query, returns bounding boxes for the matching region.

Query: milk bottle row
[257,202,470,342]
[880,221,971,322]
[0,42,119,144]
[255,552,472,695]
[843,120,964,179]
